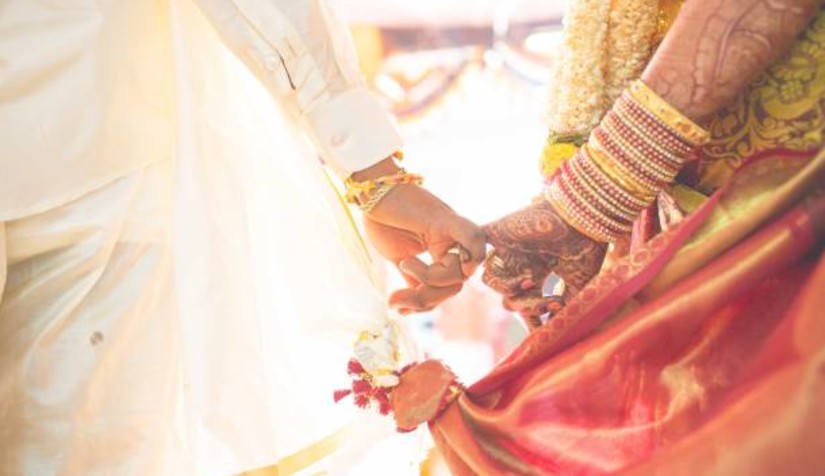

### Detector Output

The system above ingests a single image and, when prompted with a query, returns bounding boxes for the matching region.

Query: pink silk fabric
[424,153,825,475]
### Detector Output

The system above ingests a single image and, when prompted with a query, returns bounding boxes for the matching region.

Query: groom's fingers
[395,262,421,288]
[450,217,487,277]
[399,255,464,287]
[389,283,463,314]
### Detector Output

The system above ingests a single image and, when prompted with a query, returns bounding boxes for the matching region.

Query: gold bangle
[361,183,397,213]
[607,109,686,167]
[558,162,633,233]
[600,119,675,183]
[584,143,657,202]
[545,188,616,243]
[629,80,710,146]
[587,134,654,208]
[614,99,691,156]
[569,151,640,220]
[344,169,423,208]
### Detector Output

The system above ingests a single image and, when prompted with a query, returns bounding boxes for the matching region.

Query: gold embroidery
[654,0,685,46]
[630,80,711,145]
[696,10,825,193]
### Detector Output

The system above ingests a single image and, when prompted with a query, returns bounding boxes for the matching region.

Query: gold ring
[485,251,506,271]
[446,245,463,256]
[446,244,472,263]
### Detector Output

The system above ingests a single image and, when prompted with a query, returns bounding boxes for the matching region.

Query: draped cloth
[0,1,422,475]
[418,9,825,476]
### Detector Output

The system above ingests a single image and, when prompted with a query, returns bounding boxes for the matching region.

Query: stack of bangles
[344,161,424,213]
[546,80,710,242]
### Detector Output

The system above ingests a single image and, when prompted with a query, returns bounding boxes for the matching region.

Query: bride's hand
[482,199,607,326]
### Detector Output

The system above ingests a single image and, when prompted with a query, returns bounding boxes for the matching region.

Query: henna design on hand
[644,0,820,121]
[482,200,607,327]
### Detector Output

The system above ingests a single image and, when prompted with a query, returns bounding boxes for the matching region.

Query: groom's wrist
[350,156,401,182]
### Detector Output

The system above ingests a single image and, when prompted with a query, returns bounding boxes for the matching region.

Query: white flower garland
[546,0,613,137]
[604,0,659,104]
[546,0,659,138]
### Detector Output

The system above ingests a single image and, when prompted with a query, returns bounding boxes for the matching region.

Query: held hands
[364,187,606,319]
[353,158,605,319]
[482,198,607,327]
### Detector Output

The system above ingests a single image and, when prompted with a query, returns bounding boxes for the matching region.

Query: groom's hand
[482,199,607,325]
[353,159,486,313]
[363,192,485,313]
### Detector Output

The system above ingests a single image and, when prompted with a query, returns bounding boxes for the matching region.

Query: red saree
[426,153,824,475]
[404,10,825,476]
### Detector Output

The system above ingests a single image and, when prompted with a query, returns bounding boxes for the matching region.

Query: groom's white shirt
[0,0,401,221]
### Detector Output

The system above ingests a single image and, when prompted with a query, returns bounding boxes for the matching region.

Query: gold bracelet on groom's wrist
[344,152,424,213]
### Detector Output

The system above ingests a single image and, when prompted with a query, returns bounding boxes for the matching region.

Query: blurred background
[337,1,567,473]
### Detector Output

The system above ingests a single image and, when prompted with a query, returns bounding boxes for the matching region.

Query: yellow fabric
[667,183,707,214]
[646,150,825,298]
[350,26,385,83]
[539,142,579,178]
[697,10,825,193]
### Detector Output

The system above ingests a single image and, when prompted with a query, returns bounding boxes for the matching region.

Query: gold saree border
[236,425,353,476]
[643,148,825,298]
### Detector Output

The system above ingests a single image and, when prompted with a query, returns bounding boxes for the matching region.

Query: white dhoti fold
[0,164,187,474]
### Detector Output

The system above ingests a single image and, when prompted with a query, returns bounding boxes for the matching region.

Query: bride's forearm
[642,0,821,122]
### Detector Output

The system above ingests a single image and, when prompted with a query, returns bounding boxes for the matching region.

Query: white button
[330,133,347,147]
[264,56,280,72]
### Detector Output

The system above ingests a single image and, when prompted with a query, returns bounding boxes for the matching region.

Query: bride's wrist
[544,80,709,243]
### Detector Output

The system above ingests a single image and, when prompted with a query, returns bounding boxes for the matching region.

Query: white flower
[352,324,402,388]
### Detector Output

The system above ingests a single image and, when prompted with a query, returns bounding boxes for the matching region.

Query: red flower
[374,390,391,415]
[352,379,372,394]
[333,389,352,403]
[353,394,371,409]
[347,359,365,375]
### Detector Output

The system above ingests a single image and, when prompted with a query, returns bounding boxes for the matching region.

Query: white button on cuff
[264,56,280,72]
[330,133,347,147]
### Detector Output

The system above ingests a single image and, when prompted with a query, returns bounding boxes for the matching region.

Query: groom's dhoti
[0,0,411,472]
[0,164,190,475]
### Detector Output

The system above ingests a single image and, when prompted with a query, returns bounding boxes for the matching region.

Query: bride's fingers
[504,294,565,330]
[399,255,464,287]
[501,286,542,311]
[389,283,463,314]
[481,255,538,296]
[501,296,544,330]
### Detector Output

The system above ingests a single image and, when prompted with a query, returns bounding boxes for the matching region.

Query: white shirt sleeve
[193,0,402,177]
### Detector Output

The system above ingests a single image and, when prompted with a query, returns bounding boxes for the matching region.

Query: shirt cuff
[304,87,402,178]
